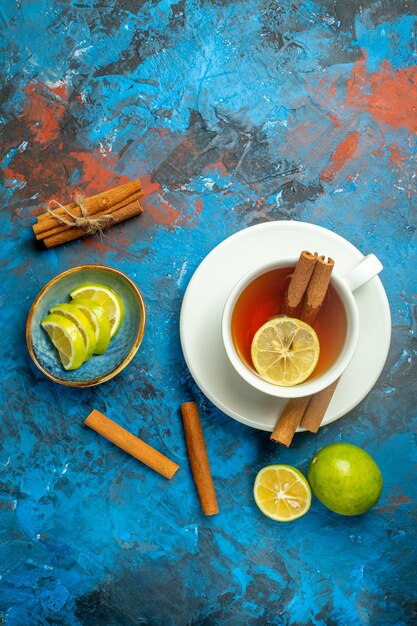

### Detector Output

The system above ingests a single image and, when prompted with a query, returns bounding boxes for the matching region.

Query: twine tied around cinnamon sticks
[46,195,116,236]
[33,179,144,248]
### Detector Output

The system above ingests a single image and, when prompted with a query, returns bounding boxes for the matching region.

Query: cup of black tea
[222,254,383,398]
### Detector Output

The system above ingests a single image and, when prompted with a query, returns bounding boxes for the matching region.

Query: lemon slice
[251,317,320,386]
[41,313,87,370]
[50,303,97,357]
[71,298,111,354]
[70,283,124,338]
[254,465,311,521]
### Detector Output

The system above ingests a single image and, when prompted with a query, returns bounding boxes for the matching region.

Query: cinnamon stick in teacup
[270,254,335,445]
[300,255,334,325]
[282,251,318,317]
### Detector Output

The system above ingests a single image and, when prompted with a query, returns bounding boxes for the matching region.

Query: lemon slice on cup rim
[41,313,87,370]
[70,282,124,338]
[254,465,312,521]
[251,317,320,386]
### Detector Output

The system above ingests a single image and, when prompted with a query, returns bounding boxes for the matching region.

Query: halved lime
[254,464,312,521]
[50,303,97,357]
[41,313,87,370]
[71,298,111,354]
[70,282,124,338]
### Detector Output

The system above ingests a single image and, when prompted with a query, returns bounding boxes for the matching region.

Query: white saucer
[180,221,391,431]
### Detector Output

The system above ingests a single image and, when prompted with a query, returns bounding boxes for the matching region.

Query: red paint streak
[191,198,203,218]
[346,58,417,133]
[69,151,130,195]
[23,82,68,145]
[396,495,413,503]
[3,166,26,188]
[179,198,203,225]
[256,195,266,209]
[154,126,170,138]
[154,194,183,225]
[140,176,203,227]
[378,494,413,513]
[83,238,115,254]
[68,159,186,228]
[139,174,161,198]
[388,145,406,170]
[328,113,341,129]
[206,160,230,178]
[372,142,386,157]
[138,175,182,226]
[321,130,360,181]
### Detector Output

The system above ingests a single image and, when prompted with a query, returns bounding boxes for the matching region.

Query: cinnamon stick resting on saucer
[270,396,311,446]
[300,378,340,433]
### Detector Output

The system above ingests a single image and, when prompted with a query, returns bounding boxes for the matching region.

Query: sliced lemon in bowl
[49,303,97,357]
[71,298,111,355]
[254,465,311,521]
[41,313,87,370]
[251,317,320,386]
[69,282,124,338]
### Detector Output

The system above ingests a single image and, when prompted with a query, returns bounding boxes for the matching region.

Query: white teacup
[222,254,383,398]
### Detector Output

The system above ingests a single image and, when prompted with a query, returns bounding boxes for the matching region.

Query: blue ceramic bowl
[26,265,146,387]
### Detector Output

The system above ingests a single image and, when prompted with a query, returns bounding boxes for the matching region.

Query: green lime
[71,298,111,354]
[41,313,87,370]
[308,443,383,515]
[49,303,97,357]
[70,282,124,338]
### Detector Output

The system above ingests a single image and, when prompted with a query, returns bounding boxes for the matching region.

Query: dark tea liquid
[231,266,347,380]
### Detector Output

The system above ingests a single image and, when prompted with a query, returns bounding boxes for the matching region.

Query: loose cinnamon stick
[35,179,142,229]
[300,378,340,433]
[42,199,143,248]
[84,409,179,479]
[33,189,144,240]
[299,255,334,326]
[180,402,218,516]
[283,250,318,317]
[270,396,311,446]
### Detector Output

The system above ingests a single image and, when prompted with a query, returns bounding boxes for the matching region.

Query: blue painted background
[1,1,416,624]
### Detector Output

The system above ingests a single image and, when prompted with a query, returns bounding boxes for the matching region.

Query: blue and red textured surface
[1,1,416,624]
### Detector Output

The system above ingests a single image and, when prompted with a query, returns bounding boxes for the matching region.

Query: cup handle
[342,254,383,292]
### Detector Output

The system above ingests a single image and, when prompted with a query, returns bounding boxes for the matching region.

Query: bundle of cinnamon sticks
[33,179,144,248]
[271,251,338,446]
